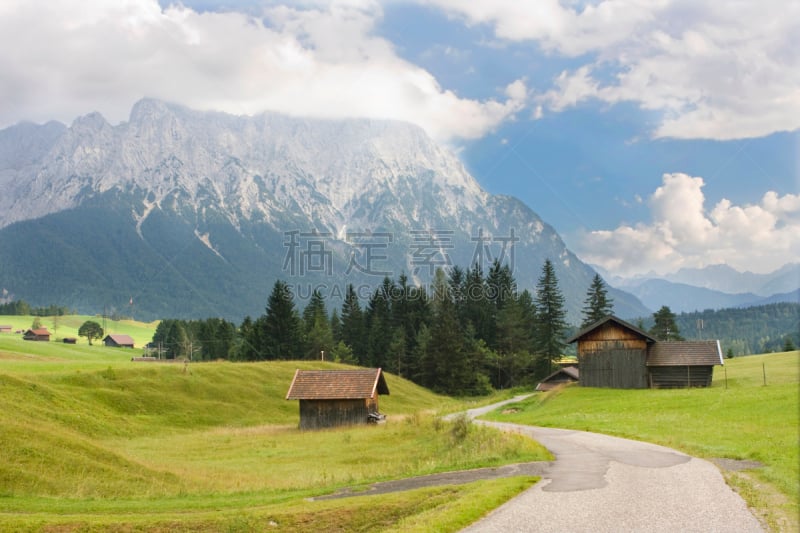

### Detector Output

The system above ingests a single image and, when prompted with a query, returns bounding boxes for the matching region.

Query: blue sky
[1,0,797,277]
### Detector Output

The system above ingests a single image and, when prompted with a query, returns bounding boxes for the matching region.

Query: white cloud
[575,173,800,276]
[0,0,526,142]
[427,0,800,140]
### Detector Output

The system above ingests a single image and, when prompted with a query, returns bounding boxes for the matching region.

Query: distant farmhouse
[103,334,135,348]
[286,368,389,429]
[0,325,12,333]
[567,316,723,389]
[23,328,51,341]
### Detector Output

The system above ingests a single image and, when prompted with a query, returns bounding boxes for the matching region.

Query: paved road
[460,399,764,533]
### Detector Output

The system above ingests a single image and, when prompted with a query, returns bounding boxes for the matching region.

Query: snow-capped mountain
[0,99,648,321]
[0,98,484,232]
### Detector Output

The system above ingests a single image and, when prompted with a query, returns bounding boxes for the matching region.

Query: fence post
[762,362,766,386]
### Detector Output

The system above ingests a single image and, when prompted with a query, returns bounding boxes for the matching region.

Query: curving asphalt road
[459,398,764,532]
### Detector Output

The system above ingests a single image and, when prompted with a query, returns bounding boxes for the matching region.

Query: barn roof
[26,328,51,336]
[286,368,390,400]
[104,334,135,346]
[647,341,724,366]
[566,315,657,344]
[535,365,580,391]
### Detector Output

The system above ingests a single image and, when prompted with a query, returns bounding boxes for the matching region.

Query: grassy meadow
[0,314,157,347]
[485,351,800,532]
[0,329,548,532]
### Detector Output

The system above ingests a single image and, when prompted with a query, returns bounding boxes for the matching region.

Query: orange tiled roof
[286,368,389,400]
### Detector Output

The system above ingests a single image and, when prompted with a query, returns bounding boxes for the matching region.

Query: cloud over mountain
[576,173,800,276]
[0,0,526,142]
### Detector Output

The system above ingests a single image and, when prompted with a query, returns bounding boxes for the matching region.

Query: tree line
[0,300,72,317]
[147,260,616,396]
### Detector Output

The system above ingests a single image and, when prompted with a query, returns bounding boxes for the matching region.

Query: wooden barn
[286,368,389,430]
[536,366,579,391]
[103,334,135,348]
[23,328,51,341]
[567,316,654,389]
[0,325,12,333]
[567,316,723,389]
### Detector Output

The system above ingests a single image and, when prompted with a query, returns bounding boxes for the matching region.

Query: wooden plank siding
[579,348,648,389]
[575,321,650,389]
[298,399,378,430]
[649,366,714,388]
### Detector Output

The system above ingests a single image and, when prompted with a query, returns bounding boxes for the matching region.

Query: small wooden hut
[286,368,389,430]
[536,366,579,391]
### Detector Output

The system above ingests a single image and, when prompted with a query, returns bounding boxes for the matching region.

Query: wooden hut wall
[298,398,377,430]
[578,323,649,389]
[648,366,714,388]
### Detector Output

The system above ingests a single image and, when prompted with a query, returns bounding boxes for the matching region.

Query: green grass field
[485,351,800,532]
[2,316,796,531]
[0,331,548,531]
[0,314,157,347]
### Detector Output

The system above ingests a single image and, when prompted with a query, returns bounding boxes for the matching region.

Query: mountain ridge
[0,99,648,322]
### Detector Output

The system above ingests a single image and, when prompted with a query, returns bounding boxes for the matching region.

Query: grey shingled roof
[535,366,580,392]
[286,368,390,400]
[646,341,724,366]
[566,315,657,344]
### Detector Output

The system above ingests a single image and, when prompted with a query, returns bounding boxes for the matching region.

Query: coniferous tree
[329,308,341,342]
[533,259,568,376]
[581,273,614,328]
[462,263,493,344]
[302,290,327,332]
[166,320,189,359]
[235,315,260,360]
[486,260,516,312]
[448,266,466,310]
[365,277,394,369]
[413,323,434,388]
[340,284,366,363]
[427,268,470,394]
[302,290,334,360]
[517,289,537,353]
[393,273,428,377]
[262,280,302,359]
[650,306,683,341]
[783,336,796,352]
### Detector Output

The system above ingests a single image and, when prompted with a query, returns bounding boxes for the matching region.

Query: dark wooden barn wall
[648,366,714,388]
[577,323,650,389]
[298,398,377,430]
[579,348,648,389]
